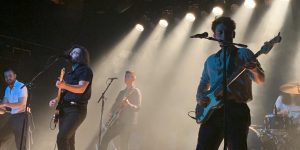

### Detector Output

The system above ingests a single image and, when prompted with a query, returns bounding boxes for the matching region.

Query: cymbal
[280,82,300,94]
[291,110,300,112]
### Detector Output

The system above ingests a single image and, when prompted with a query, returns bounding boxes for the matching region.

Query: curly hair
[66,44,90,65]
[3,68,16,74]
[211,17,236,33]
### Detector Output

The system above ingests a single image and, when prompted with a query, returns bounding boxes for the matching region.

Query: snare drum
[264,114,292,130]
[247,127,277,150]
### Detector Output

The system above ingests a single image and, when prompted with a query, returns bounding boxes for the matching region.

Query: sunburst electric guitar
[52,68,65,128]
[195,33,282,124]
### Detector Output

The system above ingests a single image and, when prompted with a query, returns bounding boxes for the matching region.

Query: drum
[264,114,292,130]
[247,127,277,150]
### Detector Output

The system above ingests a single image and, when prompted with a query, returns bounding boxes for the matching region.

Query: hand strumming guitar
[49,98,58,107]
[197,97,210,107]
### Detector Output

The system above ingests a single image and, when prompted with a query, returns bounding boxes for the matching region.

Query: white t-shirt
[275,95,300,119]
[4,80,28,114]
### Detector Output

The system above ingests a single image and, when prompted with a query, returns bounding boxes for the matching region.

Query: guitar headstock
[259,32,282,55]
[59,68,65,82]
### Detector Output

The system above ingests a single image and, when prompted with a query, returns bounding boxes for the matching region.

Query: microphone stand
[96,78,117,150]
[19,57,62,150]
[194,36,247,150]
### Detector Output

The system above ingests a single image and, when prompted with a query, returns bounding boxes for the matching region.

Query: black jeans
[0,112,28,150]
[10,112,28,150]
[196,101,251,150]
[57,106,87,150]
[100,121,133,150]
[0,113,12,149]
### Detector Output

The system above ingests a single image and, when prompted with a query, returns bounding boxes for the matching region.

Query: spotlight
[212,6,224,16]
[185,13,196,22]
[158,7,173,28]
[185,2,199,22]
[230,4,240,12]
[244,0,256,9]
[135,24,144,31]
[159,19,168,28]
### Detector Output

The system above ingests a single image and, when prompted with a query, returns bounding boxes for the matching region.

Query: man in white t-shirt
[0,68,28,150]
[274,93,300,119]
[274,93,300,150]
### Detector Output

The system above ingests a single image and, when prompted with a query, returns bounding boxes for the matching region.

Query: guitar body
[196,90,223,124]
[104,89,136,129]
[53,98,63,125]
[105,111,121,128]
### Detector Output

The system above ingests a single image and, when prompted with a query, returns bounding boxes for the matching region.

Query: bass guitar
[104,89,135,128]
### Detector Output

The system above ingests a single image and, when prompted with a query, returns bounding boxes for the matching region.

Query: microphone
[190,32,209,39]
[108,77,118,80]
[58,54,72,60]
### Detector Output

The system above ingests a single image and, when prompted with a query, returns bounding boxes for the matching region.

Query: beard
[6,79,16,86]
[71,57,80,64]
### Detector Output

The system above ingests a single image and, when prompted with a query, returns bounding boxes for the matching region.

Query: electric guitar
[52,68,65,128]
[195,33,282,124]
[104,89,135,128]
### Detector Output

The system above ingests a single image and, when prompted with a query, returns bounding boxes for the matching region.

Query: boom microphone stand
[20,56,65,150]
[96,78,117,150]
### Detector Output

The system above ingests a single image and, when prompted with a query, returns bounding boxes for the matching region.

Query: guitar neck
[57,88,62,103]
[227,35,281,87]
[253,51,262,59]
[56,68,65,103]
[226,52,261,87]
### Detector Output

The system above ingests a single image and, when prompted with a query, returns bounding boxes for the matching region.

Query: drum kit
[248,82,300,150]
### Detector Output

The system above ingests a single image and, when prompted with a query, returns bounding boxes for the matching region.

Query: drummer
[274,93,300,120]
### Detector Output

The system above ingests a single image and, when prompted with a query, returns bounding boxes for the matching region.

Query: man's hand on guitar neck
[244,59,265,84]
[49,98,58,107]
[56,80,90,94]
[244,60,258,70]
[56,80,67,89]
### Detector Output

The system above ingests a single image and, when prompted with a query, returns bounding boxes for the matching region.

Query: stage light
[230,4,240,12]
[244,0,256,9]
[212,6,223,16]
[185,13,196,22]
[135,24,144,32]
[159,19,168,28]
